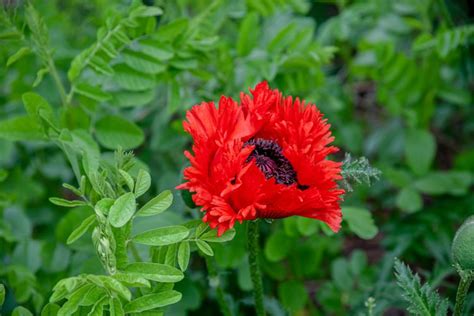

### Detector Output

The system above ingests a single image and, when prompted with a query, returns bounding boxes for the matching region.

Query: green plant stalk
[454,274,472,316]
[25,4,68,106]
[47,57,68,106]
[247,220,265,316]
[205,256,232,316]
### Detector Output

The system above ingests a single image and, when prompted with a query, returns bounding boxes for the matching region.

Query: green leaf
[50,277,82,303]
[278,281,308,312]
[113,273,150,288]
[33,67,49,87]
[88,296,107,316]
[89,55,114,76]
[156,18,189,39]
[414,171,472,196]
[0,29,22,40]
[396,187,422,213]
[394,258,449,316]
[49,197,86,208]
[113,64,155,91]
[136,190,173,217]
[12,306,33,316]
[133,226,189,246]
[123,49,166,74]
[264,230,291,262]
[58,129,100,175]
[80,286,106,306]
[113,89,156,107]
[268,23,297,54]
[98,276,131,301]
[237,12,259,56]
[0,284,4,307]
[200,228,236,243]
[405,129,436,176]
[40,303,60,316]
[350,250,367,276]
[0,115,45,141]
[131,5,164,17]
[62,183,82,196]
[196,240,213,256]
[124,291,182,313]
[7,47,31,67]
[124,262,184,282]
[100,41,119,58]
[108,192,136,228]
[178,241,190,271]
[296,217,319,236]
[331,258,352,289]
[119,169,134,191]
[95,115,144,150]
[67,215,96,244]
[438,86,472,106]
[95,198,114,216]
[342,207,378,240]
[134,169,151,197]
[57,284,93,315]
[139,40,174,60]
[109,297,124,316]
[74,83,112,102]
[170,58,198,70]
[60,105,90,130]
[194,222,208,238]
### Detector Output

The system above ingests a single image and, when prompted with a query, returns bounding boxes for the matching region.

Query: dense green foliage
[0,0,473,315]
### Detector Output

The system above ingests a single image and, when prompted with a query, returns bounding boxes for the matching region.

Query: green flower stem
[454,273,473,316]
[205,256,232,316]
[47,57,68,106]
[247,220,265,316]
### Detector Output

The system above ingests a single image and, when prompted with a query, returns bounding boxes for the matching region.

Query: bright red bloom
[178,82,344,236]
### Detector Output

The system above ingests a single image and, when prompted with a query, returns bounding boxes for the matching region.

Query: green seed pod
[452,216,474,271]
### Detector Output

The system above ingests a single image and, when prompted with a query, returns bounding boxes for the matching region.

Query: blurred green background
[0,0,473,315]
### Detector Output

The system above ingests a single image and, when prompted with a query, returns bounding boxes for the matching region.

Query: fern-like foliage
[394,259,449,316]
[415,24,474,58]
[340,153,381,192]
[1,5,60,90]
[67,4,163,103]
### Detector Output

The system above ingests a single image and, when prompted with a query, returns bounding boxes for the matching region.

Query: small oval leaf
[134,169,151,197]
[136,190,173,217]
[200,228,235,243]
[108,192,136,228]
[67,215,96,244]
[133,226,189,246]
[196,240,213,256]
[178,241,190,271]
[123,262,184,283]
[124,291,181,313]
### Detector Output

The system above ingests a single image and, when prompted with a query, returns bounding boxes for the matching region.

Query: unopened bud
[452,216,474,272]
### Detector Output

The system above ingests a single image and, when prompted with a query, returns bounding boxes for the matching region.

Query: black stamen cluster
[245,138,297,186]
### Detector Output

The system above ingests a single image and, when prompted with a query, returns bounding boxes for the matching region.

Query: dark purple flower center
[245,138,298,186]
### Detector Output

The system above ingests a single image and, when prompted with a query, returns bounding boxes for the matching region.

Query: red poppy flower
[177,81,344,236]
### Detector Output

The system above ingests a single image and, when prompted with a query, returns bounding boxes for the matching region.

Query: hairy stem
[47,57,68,106]
[247,220,265,316]
[454,274,472,316]
[205,256,232,316]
